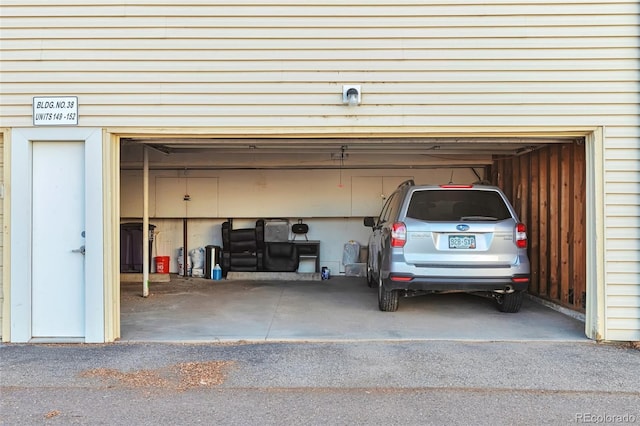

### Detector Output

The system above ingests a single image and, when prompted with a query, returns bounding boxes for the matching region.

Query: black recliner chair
[263,241,299,272]
[221,219,265,276]
[221,219,300,275]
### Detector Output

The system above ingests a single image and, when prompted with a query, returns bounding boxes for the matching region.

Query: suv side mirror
[363,217,376,227]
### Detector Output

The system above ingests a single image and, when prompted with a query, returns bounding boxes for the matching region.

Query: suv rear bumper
[383,274,529,293]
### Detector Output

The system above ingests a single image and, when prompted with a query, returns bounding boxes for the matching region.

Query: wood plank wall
[492,143,586,312]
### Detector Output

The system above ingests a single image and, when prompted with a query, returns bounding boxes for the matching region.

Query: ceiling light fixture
[337,145,347,187]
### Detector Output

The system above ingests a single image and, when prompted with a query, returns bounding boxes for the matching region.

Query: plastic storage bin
[120,223,156,273]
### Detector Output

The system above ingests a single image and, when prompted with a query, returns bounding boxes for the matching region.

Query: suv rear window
[406,189,512,221]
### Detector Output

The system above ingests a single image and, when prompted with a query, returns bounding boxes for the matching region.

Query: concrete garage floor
[119,274,587,343]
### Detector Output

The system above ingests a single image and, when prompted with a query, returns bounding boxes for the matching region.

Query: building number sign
[33,96,78,126]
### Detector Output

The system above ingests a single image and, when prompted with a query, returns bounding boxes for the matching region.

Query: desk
[292,240,320,273]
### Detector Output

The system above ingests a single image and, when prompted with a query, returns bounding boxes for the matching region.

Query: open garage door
[121,134,586,312]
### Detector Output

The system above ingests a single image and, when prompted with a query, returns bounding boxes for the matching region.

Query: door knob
[72,245,86,255]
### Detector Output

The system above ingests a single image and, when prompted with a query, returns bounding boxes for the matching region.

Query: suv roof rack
[397,179,415,188]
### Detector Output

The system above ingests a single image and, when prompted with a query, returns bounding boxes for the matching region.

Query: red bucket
[155,256,170,274]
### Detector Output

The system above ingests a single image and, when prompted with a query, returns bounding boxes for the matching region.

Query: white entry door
[32,141,86,337]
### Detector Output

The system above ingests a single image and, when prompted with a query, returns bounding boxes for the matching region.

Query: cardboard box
[264,219,290,242]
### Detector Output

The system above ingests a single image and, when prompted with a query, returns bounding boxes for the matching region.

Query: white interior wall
[123,167,479,274]
[149,217,371,275]
[122,167,481,218]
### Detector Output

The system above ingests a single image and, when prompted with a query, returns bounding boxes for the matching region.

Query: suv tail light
[515,223,527,248]
[391,222,407,247]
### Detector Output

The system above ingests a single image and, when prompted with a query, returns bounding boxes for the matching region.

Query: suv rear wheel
[496,291,524,313]
[377,270,399,312]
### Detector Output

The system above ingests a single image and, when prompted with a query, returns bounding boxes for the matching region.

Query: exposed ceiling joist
[121,136,582,170]
[125,136,580,157]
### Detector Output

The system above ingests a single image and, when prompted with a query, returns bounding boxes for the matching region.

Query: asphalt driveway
[2,340,638,425]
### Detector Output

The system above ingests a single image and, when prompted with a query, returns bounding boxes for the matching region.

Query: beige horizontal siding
[2,71,638,86]
[5,92,640,105]
[2,12,636,27]
[6,114,639,129]
[2,1,638,127]
[0,0,638,340]
[2,82,638,99]
[605,125,640,340]
[4,50,640,62]
[0,1,635,14]
[3,60,639,73]
[5,37,639,51]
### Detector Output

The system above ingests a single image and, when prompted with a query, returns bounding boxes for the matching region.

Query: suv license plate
[449,235,476,249]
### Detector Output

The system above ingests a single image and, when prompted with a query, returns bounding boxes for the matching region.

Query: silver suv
[363,180,530,313]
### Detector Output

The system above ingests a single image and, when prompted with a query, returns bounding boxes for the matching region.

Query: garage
[116,132,588,340]
[2,1,637,343]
